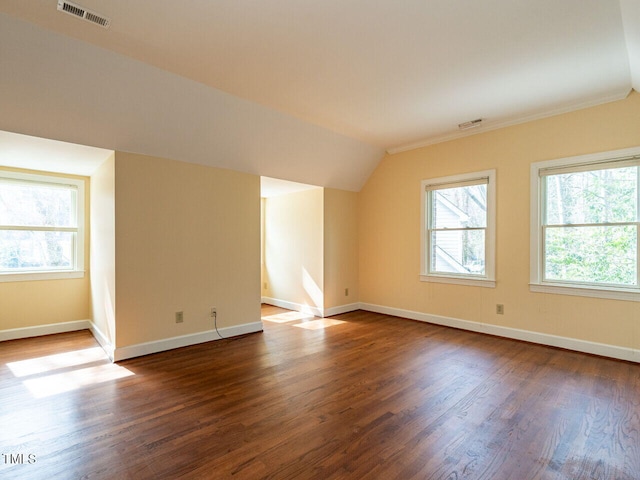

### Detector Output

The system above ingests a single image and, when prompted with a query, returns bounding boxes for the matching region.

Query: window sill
[0,271,85,283]
[529,282,640,302]
[420,275,496,288]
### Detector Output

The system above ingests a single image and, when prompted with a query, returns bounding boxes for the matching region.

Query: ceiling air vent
[458,118,483,130]
[57,1,111,28]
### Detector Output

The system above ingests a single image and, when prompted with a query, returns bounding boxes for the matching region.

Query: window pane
[431,230,485,275]
[0,230,74,271]
[0,182,76,227]
[432,184,487,229]
[545,225,637,285]
[545,167,637,225]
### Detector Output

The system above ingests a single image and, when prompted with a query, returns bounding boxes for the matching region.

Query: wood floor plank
[1,307,639,479]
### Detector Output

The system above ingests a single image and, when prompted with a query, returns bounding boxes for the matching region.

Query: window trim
[420,169,496,288]
[0,170,85,283]
[529,146,640,302]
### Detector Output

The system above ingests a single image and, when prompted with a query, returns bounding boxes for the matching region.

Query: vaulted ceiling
[1,0,639,190]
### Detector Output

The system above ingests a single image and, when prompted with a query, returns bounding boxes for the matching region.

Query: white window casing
[0,170,85,282]
[530,146,640,302]
[421,169,496,288]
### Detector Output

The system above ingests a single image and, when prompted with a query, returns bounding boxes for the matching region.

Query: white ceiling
[0,0,638,189]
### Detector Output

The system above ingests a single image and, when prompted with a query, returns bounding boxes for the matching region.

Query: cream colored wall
[359,91,640,350]
[89,153,116,345]
[263,188,324,310]
[324,188,359,309]
[0,167,91,330]
[261,197,267,298]
[113,152,261,347]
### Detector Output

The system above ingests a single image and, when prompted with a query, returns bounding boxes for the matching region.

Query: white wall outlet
[210,307,217,317]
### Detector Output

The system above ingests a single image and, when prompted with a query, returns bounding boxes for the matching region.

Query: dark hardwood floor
[1,305,639,479]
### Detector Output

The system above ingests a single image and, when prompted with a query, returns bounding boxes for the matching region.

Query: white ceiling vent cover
[57,1,111,28]
[457,118,483,130]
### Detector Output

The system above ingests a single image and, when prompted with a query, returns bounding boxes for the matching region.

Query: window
[530,147,640,301]
[421,170,496,287]
[0,170,85,282]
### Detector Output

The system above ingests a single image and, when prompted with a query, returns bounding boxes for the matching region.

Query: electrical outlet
[345,288,349,296]
[264,282,268,289]
[496,304,504,315]
[175,311,184,323]
[210,307,217,317]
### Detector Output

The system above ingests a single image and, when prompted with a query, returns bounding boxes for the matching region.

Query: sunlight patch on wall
[302,267,323,308]
[104,278,116,341]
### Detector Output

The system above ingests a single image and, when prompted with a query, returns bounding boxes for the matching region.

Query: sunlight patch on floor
[293,319,346,330]
[262,311,315,323]
[23,364,134,398]
[7,347,108,377]
[7,346,134,399]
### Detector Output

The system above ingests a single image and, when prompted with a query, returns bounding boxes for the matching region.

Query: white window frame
[0,170,85,283]
[420,169,496,288]
[530,146,640,302]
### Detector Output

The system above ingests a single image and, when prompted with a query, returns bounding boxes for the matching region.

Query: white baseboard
[88,322,115,362]
[7,305,633,364]
[324,303,361,317]
[359,303,640,363]
[0,318,262,363]
[0,319,91,342]
[113,321,263,362]
[261,297,360,318]
[262,297,323,317]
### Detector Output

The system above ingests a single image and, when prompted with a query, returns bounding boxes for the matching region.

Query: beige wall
[89,153,116,346]
[263,188,324,310]
[0,167,91,330]
[359,91,640,350]
[113,152,261,347]
[324,188,359,309]
[261,197,267,298]
[262,187,359,313]
[4,92,639,359]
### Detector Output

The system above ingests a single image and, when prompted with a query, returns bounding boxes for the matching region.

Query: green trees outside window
[542,164,638,287]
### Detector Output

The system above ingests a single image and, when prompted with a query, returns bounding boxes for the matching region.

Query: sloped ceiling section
[620,0,640,91]
[0,14,384,191]
[1,1,638,188]
[0,0,635,152]
[0,130,112,176]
